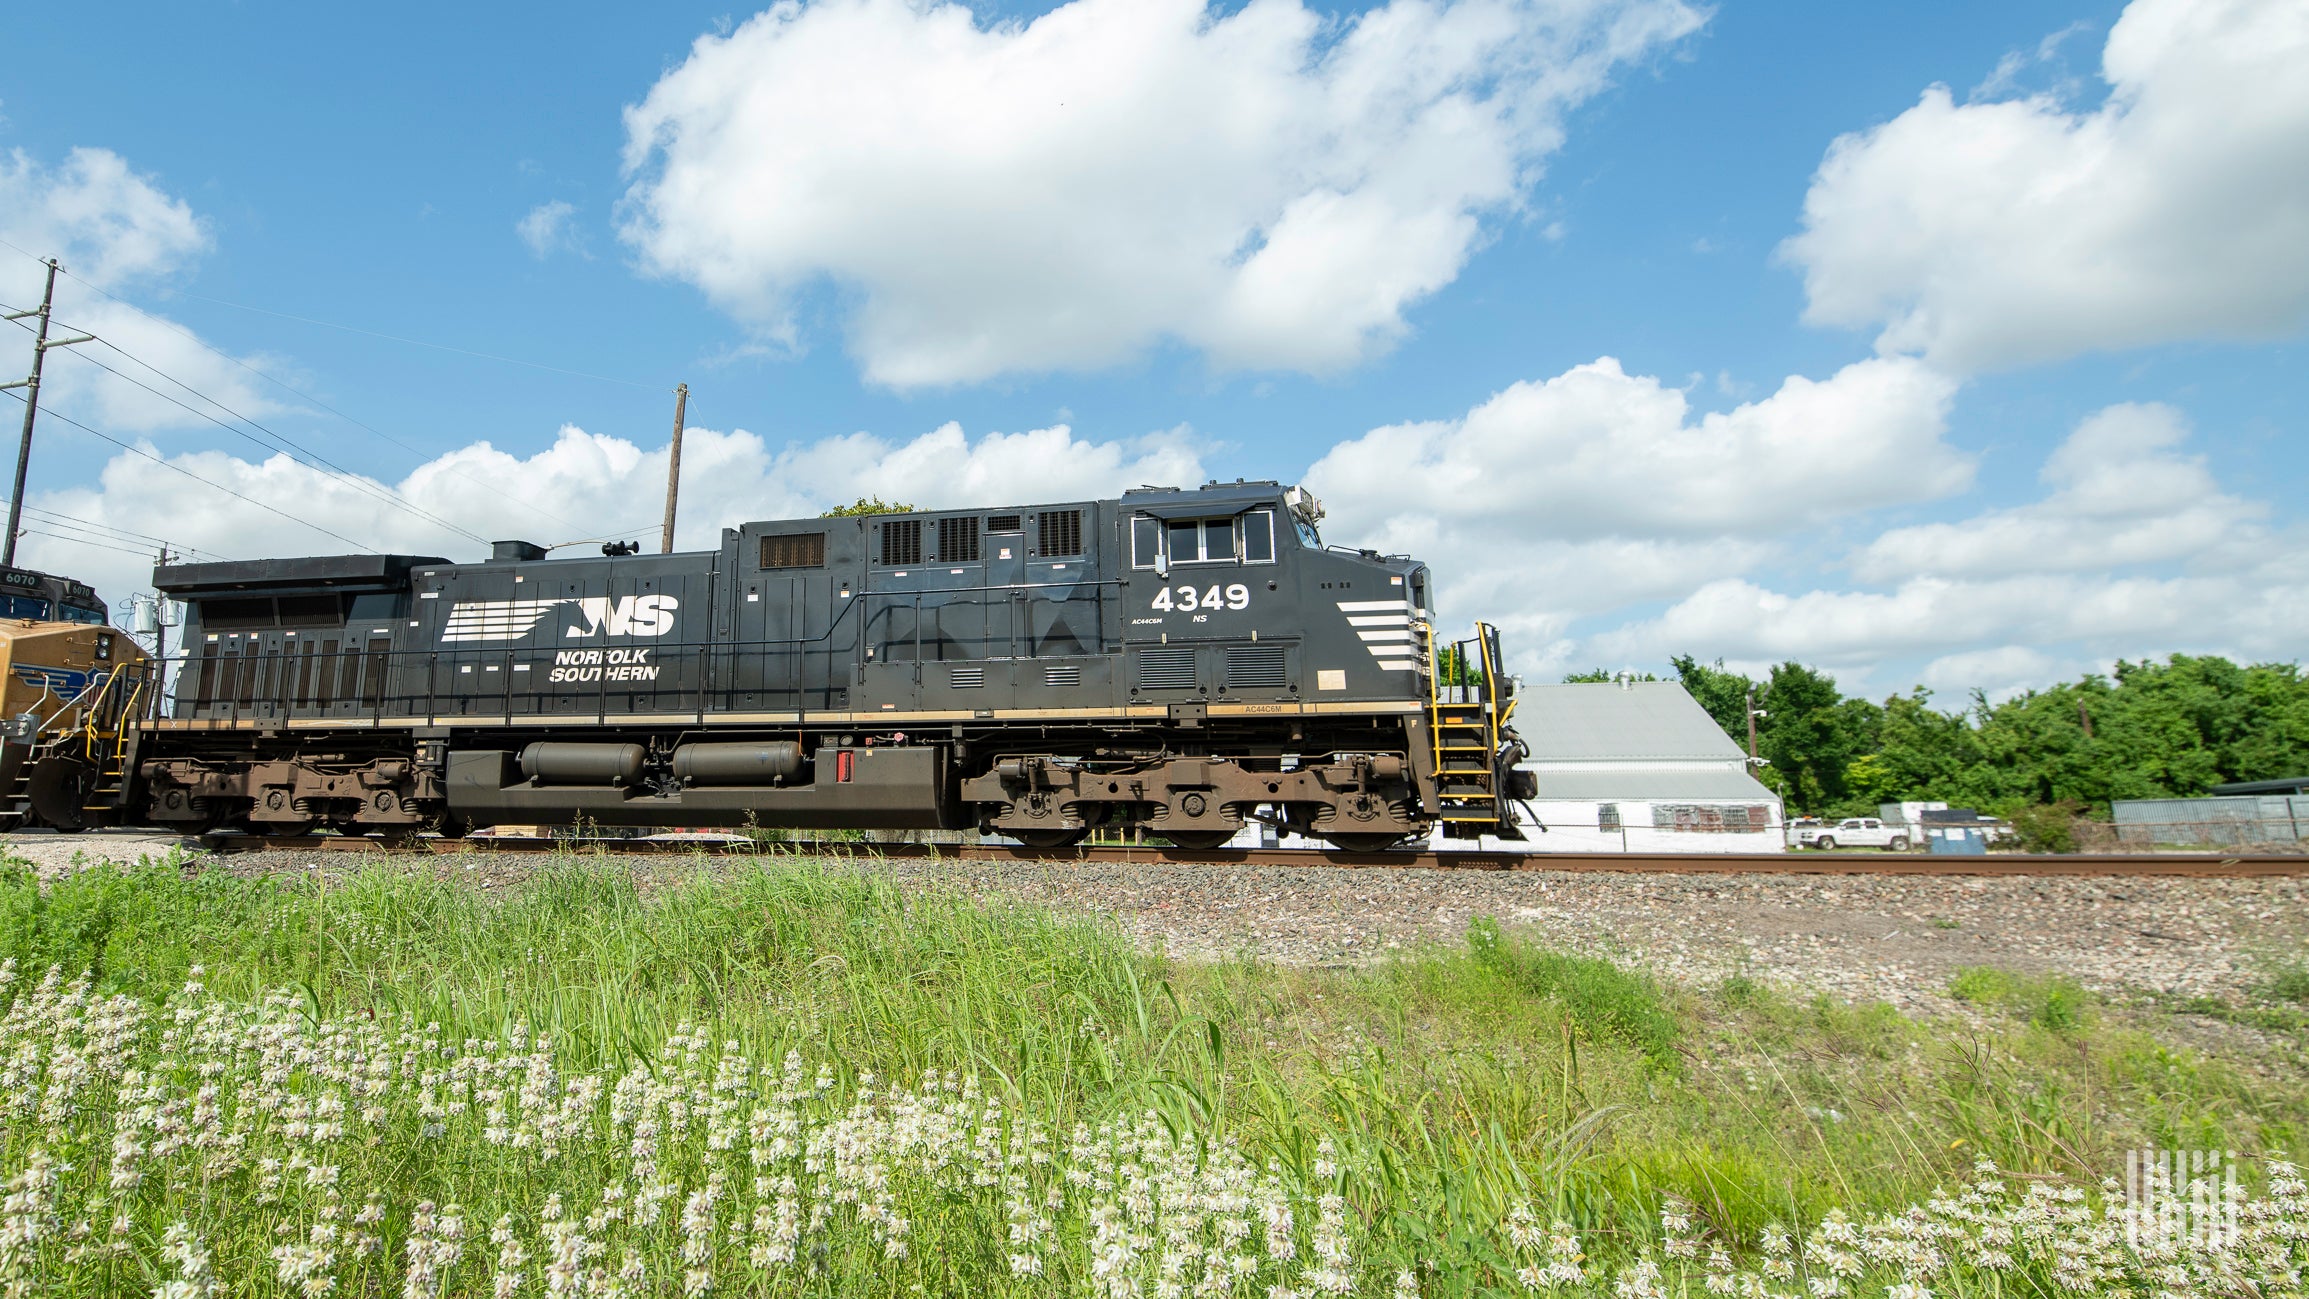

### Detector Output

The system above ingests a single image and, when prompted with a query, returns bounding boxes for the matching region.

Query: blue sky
[2,0,2302,699]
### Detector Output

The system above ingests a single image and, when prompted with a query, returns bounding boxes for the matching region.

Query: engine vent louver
[986,514,1022,532]
[760,532,826,570]
[1225,646,1288,691]
[936,516,980,563]
[1133,648,1197,691]
[949,665,985,689]
[879,519,922,566]
[1043,664,1081,688]
[1038,509,1083,557]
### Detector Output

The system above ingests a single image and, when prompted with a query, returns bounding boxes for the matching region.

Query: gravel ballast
[7,832,2304,1012]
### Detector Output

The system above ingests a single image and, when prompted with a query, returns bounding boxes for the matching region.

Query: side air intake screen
[879,519,922,566]
[1133,647,1197,691]
[1038,509,1083,557]
[1225,646,1288,691]
[760,533,826,569]
[937,517,980,563]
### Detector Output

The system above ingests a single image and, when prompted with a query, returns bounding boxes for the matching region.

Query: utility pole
[1,259,94,568]
[1745,684,1761,762]
[659,382,688,554]
[152,546,176,676]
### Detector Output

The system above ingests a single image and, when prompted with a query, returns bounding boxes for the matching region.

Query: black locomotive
[134,481,1531,850]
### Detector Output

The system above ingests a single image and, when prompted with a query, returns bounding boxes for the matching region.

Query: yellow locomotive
[0,568,150,831]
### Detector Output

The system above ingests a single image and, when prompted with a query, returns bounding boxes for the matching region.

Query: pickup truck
[1794,817,1911,851]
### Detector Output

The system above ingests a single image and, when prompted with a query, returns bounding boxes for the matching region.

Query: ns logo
[565,595,678,638]
[437,594,680,645]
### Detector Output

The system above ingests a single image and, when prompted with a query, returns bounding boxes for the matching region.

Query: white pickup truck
[1794,817,1911,851]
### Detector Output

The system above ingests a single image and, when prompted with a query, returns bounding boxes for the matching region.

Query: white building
[1498,681,1785,853]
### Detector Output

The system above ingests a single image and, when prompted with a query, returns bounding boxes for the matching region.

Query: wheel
[25,758,95,832]
[1324,833,1409,854]
[1887,835,1908,852]
[1010,828,1088,850]
[1158,830,1238,851]
[1813,835,1836,851]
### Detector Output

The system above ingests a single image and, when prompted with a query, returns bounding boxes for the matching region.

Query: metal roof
[1520,766,1780,803]
[1514,682,1748,762]
[155,553,450,595]
[2208,777,2309,796]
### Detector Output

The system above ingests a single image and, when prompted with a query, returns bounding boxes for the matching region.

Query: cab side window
[1131,516,1162,569]
[1241,511,1275,564]
[1137,509,1280,566]
[1202,518,1235,562]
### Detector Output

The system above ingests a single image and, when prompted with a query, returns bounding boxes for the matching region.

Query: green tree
[1670,655,1756,741]
[1966,655,2309,812]
[1561,669,1657,683]
[820,496,918,517]
[1866,688,1989,805]
[1756,662,1882,816]
[1659,651,2309,821]
[1438,646,1487,689]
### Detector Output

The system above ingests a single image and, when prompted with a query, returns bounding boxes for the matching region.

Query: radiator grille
[936,517,979,563]
[1037,509,1083,557]
[986,514,1022,532]
[879,518,922,566]
[760,532,825,569]
[948,665,985,688]
[1225,646,1289,691]
[1132,648,1197,691]
[1043,665,1081,688]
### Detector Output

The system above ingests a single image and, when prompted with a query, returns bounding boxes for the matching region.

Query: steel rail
[183,834,2309,877]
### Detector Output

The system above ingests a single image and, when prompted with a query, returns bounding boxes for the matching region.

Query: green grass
[1,854,2304,1295]
[2270,961,2309,1005]
[1947,965,2095,1031]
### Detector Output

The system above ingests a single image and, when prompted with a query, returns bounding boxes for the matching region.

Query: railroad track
[182,833,2309,877]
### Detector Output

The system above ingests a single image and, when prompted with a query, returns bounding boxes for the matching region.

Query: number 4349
[1151,584,1249,612]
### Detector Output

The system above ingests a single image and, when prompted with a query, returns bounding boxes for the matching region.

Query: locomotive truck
[132,482,1534,851]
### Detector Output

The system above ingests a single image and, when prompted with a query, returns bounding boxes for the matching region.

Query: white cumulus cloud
[1781,0,2309,371]
[18,418,1207,620]
[0,146,290,433]
[1303,354,1966,668]
[516,200,582,259]
[619,0,1704,386]
[1588,401,2303,686]
[1851,402,2261,582]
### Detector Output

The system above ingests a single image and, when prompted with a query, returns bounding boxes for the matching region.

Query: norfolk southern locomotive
[134,483,1532,850]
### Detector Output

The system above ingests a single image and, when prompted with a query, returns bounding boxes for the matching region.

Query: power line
[0,387,373,551]
[46,333,489,544]
[41,262,590,534]
[5,250,695,556]
[13,506,227,561]
[18,529,151,558]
